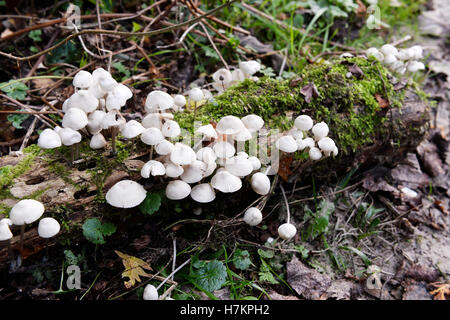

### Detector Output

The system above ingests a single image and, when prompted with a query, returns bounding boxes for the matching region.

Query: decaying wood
[0,89,429,264]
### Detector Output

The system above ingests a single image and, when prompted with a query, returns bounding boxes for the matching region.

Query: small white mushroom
[278,223,297,240]
[161,120,181,138]
[309,147,322,160]
[233,127,253,142]
[224,156,253,177]
[170,143,196,165]
[311,122,329,139]
[248,156,261,171]
[196,124,218,140]
[0,219,13,241]
[275,135,297,153]
[380,44,398,56]
[165,180,191,200]
[238,61,261,77]
[121,120,145,139]
[90,132,107,149]
[10,199,45,226]
[58,127,82,146]
[141,127,165,146]
[196,147,217,163]
[141,160,166,178]
[105,180,147,208]
[190,183,216,203]
[211,170,242,193]
[72,70,93,89]
[173,94,187,109]
[155,139,174,155]
[212,68,233,89]
[165,162,184,178]
[87,110,106,134]
[317,137,336,155]
[243,207,262,226]
[62,108,88,131]
[294,115,314,131]
[142,113,163,129]
[180,160,207,184]
[188,87,204,102]
[213,141,235,158]
[407,61,425,72]
[241,114,264,132]
[145,90,174,113]
[143,284,159,300]
[216,116,245,135]
[366,47,384,61]
[37,128,62,149]
[251,172,271,195]
[68,90,99,113]
[38,217,60,238]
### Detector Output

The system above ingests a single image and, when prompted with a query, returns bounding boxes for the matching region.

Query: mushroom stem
[111,126,118,155]
[149,145,154,161]
[7,239,13,262]
[71,146,75,163]
[75,143,80,160]
[279,184,291,224]
[193,101,198,123]
[19,224,25,253]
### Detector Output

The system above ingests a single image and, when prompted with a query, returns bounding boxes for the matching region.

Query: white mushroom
[141,127,165,146]
[216,116,245,135]
[10,199,45,226]
[238,61,261,76]
[143,284,159,300]
[224,155,253,177]
[196,147,217,163]
[309,147,322,160]
[72,70,93,89]
[251,172,271,195]
[121,120,145,139]
[38,217,60,238]
[190,183,216,203]
[67,90,99,113]
[161,120,181,138]
[311,122,329,139]
[37,128,62,149]
[213,141,235,158]
[188,87,204,102]
[62,107,88,130]
[278,223,297,240]
[173,94,187,109]
[87,110,106,134]
[90,132,107,149]
[317,137,336,155]
[380,44,398,56]
[58,127,82,146]
[165,180,191,200]
[196,124,218,140]
[248,156,261,171]
[294,115,314,131]
[141,160,166,178]
[275,135,297,153]
[145,90,174,113]
[165,162,184,178]
[0,219,13,241]
[243,207,263,226]
[142,113,163,129]
[155,139,174,155]
[233,127,253,142]
[366,47,384,61]
[105,180,147,208]
[170,143,196,165]
[241,114,264,132]
[211,170,242,193]
[180,160,206,184]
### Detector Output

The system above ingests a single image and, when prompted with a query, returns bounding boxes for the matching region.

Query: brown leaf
[277,154,293,182]
[300,83,319,103]
[375,93,390,108]
[115,250,152,289]
[429,282,450,300]
[348,64,364,79]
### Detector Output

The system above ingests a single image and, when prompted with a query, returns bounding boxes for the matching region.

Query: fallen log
[0,57,430,264]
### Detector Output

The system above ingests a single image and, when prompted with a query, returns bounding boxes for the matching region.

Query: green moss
[0,203,11,217]
[175,57,410,154]
[0,147,40,191]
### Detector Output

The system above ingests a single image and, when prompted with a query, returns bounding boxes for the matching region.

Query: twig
[0,94,56,127]
[199,22,229,69]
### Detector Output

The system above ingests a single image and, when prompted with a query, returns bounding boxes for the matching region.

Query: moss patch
[175,57,406,154]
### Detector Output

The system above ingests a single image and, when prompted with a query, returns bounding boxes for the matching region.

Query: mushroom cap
[99,75,118,92]
[173,94,187,108]
[278,223,297,240]
[317,137,336,153]
[216,116,245,135]
[383,54,397,65]
[251,172,271,195]
[248,156,261,171]
[302,137,315,149]
[366,47,384,61]
[290,129,303,141]
[243,207,263,226]
[165,180,191,200]
[10,199,45,225]
[212,68,233,85]
[196,124,218,139]
[311,122,329,139]
[88,82,106,99]
[213,141,236,158]
[170,143,196,165]
[294,115,314,131]
[161,120,181,138]
[62,107,88,131]
[188,87,204,102]
[68,90,99,113]
[224,155,254,177]
[233,127,253,142]
[73,70,93,89]
[410,45,423,60]
[38,217,61,238]
[203,160,217,178]
[0,218,13,241]
[121,120,145,139]
[155,139,174,155]
[142,113,163,129]
[211,170,242,193]
[37,128,62,149]
[145,90,174,113]
[58,127,82,146]
[180,160,206,184]
[165,162,184,178]
[141,127,165,146]
[90,132,107,149]
[309,147,322,160]
[196,147,217,163]
[190,183,216,203]
[407,61,425,72]
[143,284,159,300]
[105,180,147,208]
[231,68,246,82]
[141,160,166,178]
[380,44,398,56]
[238,61,261,76]
[87,110,106,134]
[241,114,264,132]
[275,135,297,153]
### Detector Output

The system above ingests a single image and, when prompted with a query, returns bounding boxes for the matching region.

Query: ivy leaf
[82,218,116,245]
[233,249,252,270]
[115,250,152,289]
[192,260,227,292]
[139,193,161,215]
[0,80,28,100]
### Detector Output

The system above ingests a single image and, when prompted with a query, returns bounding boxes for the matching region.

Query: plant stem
[111,126,117,155]
[280,184,291,224]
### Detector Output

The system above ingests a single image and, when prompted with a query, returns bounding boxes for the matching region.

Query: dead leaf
[300,83,319,103]
[356,0,367,16]
[115,250,152,289]
[429,282,450,300]
[348,64,364,79]
[277,154,293,182]
[375,93,390,109]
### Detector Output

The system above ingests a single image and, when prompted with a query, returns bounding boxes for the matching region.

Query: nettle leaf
[139,193,161,215]
[82,218,116,244]
[233,249,252,270]
[0,81,28,100]
[193,260,227,292]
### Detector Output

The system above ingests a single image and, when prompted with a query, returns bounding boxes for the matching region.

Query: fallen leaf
[277,154,293,182]
[115,250,152,289]
[348,64,364,79]
[375,93,390,108]
[300,83,319,103]
[429,282,450,300]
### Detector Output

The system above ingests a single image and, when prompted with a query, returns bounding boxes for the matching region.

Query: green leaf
[28,30,42,42]
[295,245,310,260]
[340,246,372,266]
[112,61,130,81]
[7,113,29,129]
[82,218,116,245]
[233,249,252,270]
[139,193,161,215]
[258,261,279,284]
[0,80,28,100]
[45,40,81,65]
[257,249,274,259]
[192,260,227,292]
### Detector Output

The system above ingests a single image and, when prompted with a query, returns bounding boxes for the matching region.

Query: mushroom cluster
[211,60,261,93]
[37,68,135,158]
[366,44,425,75]
[276,115,338,161]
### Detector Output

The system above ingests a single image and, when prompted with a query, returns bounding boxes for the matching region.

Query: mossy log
[0,57,430,264]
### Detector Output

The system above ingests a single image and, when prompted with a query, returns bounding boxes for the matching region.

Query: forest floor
[0,0,449,300]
